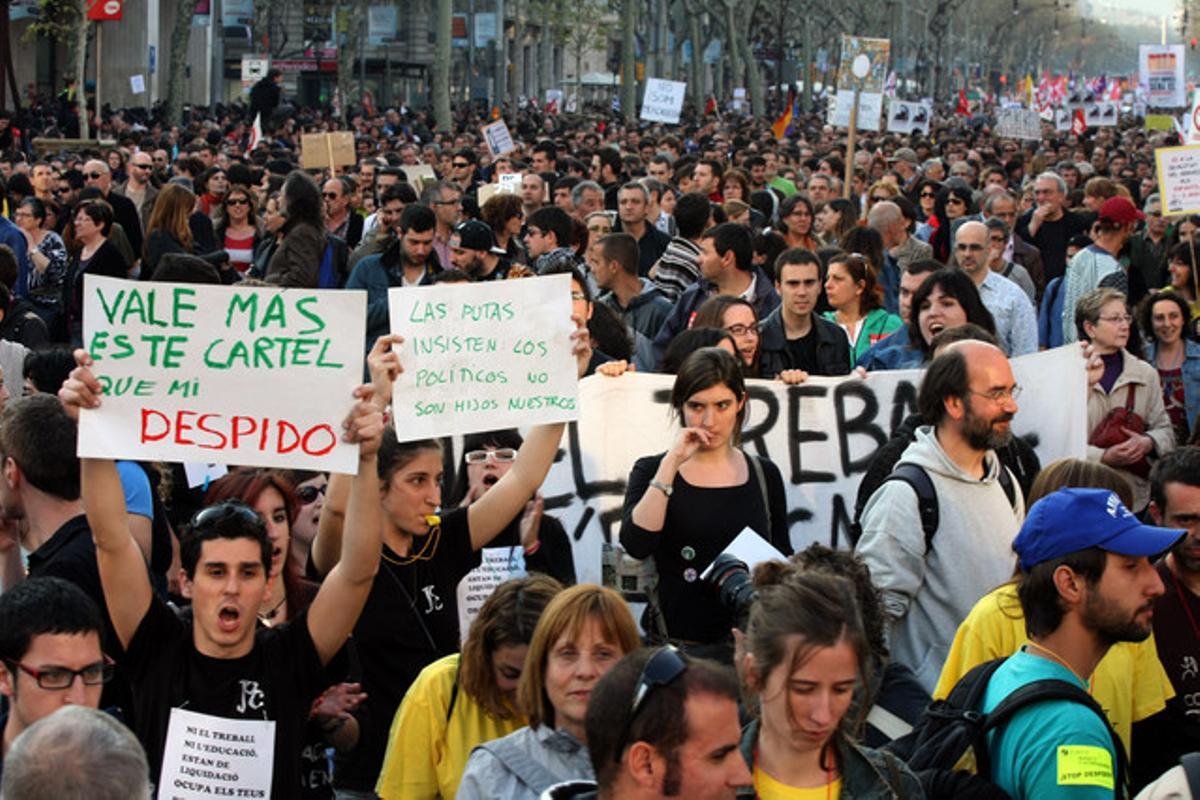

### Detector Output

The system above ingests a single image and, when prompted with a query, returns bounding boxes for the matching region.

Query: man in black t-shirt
[58,342,389,800]
[758,248,851,380]
[1014,171,1090,284]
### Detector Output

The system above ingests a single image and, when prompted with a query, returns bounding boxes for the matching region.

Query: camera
[706,553,758,625]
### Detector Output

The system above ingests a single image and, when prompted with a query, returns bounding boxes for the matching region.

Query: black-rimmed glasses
[5,657,114,690]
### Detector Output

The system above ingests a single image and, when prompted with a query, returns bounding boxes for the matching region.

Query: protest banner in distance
[77,276,366,473]
[995,107,1042,140]
[640,78,687,124]
[442,346,1085,590]
[1155,144,1200,216]
[1140,44,1187,107]
[387,274,578,441]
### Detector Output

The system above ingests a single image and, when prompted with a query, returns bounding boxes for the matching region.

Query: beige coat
[1086,349,1176,510]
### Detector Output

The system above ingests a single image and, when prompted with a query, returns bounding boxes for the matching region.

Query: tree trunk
[336,2,361,115]
[538,2,551,99]
[688,10,703,114]
[74,12,88,139]
[510,0,523,104]
[433,0,452,129]
[722,0,740,105]
[165,0,193,125]
[621,0,636,122]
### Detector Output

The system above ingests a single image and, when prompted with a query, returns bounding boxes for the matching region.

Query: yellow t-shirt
[754,765,842,799]
[932,582,1174,756]
[376,653,526,800]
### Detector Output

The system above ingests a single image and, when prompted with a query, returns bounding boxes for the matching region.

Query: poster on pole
[995,107,1042,140]
[1140,45,1187,108]
[386,275,579,441]
[829,35,889,131]
[1156,144,1200,216]
[77,276,367,473]
[829,91,883,131]
[640,79,687,124]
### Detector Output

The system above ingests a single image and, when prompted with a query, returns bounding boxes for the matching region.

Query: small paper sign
[640,78,687,124]
[387,275,577,441]
[1156,144,1200,217]
[158,708,275,800]
[482,119,515,156]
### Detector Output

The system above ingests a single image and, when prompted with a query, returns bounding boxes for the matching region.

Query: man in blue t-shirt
[983,488,1183,799]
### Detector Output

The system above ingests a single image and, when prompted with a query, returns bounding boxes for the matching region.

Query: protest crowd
[2,68,1200,800]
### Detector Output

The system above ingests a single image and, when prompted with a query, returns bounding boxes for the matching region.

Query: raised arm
[59,351,153,650]
[465,325,591,551]
[305,384,386,665]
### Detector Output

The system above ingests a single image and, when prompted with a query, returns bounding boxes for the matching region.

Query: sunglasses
[464,448,517,464]
[85,172,104,180]
[295,483,328,504]
[191,501,262,532]
[323,192,341,200]
[452,162,470,168]
[226,198,249,206]
[131,162,152,169]
[614,646,687,763]
[920,191,936,198]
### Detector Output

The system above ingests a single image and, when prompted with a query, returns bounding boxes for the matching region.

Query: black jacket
[757,307,852,379]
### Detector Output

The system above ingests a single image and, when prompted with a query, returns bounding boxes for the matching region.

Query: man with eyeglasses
[953,221,1037,357]
[858,341,1027,692]
[1061,197,1144,344]
[984,218,1036,304]
[982,190,1045,301]
[421,180,461,272]
[322,177,363,250]
[81,159,143,266]
[0,577,108,785]
[1015,172,1090,286]
[448,148,480,198]
[549,647,749,799]
[113,152,159,232]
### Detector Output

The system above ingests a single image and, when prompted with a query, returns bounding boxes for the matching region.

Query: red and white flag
[1071,108,1086,136]
[248,113,263,150]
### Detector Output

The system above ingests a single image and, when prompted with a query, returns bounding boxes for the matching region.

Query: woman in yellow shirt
[739,568,922,798]
[933,458,1174,758]
[376,574,564,799]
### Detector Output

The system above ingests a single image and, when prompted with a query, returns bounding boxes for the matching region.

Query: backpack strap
[747,452,771,534]
[445,657,462,725]
[882,463,938,552]
[979,677,1128,795]
[1182,752,1200,795]
[476,734,565,795]
[997,464,1017,511]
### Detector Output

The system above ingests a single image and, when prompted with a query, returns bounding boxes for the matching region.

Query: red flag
[955,89,969,116]
[1072,108,1086,136]
[704,95,717,115]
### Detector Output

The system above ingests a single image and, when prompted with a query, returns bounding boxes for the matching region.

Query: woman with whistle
[309,325,593,796]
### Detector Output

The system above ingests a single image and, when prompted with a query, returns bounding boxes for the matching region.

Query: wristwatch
[649,479,673,498]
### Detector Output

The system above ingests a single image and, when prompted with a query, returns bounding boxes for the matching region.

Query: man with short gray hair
[1015,171,1090,285]
[1129,193,1170,295]
[570,180,604,222]
[1,706,151,800]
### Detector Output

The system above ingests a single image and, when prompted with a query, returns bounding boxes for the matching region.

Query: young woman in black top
[620,347,791,656]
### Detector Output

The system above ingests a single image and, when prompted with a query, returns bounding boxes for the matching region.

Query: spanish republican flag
[773,87,796,140]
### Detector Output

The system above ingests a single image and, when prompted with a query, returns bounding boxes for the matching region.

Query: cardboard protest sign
[387,274,578,440]
[489,345,1087,588]
[1156,145,1200,216]
[400,164,438,192]
[481,119,515,156]
[78,276,366,473]
[299,132,355,170]
[640,78,687,124]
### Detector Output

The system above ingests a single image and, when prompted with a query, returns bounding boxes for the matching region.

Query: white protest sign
[995,107,1042,140]
[499,172,523,193]
[1156,145,1200,216]
[1055,107,1072,133]
[481,119,515,156]
[1084,102,1119,127]
[400,164,438,192]
[506,346,1087,589]
[640,78,687,124]
[158,707,274,799]
[78,276,366,473]
[457,546,527,643]
[886,100,914,134]
[130,74,145,95]
[699,527,787,580]
[1140,44,1187,107]
[829,90,883,131]
[387,275,577,441]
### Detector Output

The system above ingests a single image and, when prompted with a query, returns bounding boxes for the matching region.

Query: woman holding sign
[311,327,593,796]
[621,347,791,659]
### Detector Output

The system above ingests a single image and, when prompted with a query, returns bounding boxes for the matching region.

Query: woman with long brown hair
[821,252,902,366]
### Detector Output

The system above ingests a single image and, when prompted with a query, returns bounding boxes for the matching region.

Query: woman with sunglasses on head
[311,328,593,795]
[929,185,975,264]
[377,575,564,799]
[739,569,922,798]
[215,183,265,276]
[447,429,576,585]
[457,584,641,800]
[621,348,791,658]
[281,470,328,588]
[822,252,902,367]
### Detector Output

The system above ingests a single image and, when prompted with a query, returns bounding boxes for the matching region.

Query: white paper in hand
[700,526,787,580]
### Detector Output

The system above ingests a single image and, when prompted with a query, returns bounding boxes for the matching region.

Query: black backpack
[884,658,1128,799]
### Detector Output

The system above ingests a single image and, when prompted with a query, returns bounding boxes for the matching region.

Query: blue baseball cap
[1014,488,1184,572]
